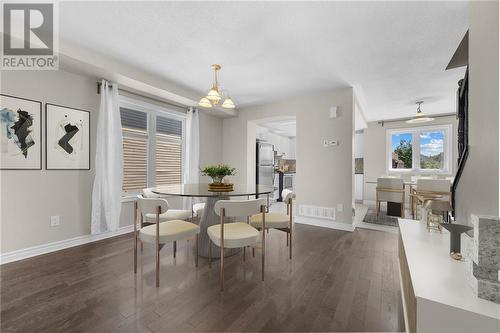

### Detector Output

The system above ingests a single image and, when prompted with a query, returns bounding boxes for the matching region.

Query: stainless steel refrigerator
[256,141,275,193]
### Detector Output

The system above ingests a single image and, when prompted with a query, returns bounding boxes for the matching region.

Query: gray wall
[222,88,354,224]
[199,111,223,183]
[363,116,458,202]
[1,70,224,252]
[455,1,499,224]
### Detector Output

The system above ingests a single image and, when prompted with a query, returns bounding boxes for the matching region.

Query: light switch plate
[329,106,338,118]
[329,140,339,146]
[50,215,60,227]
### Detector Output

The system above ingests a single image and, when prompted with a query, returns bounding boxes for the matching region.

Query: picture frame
[0,94,42,170]
[45,103,90,170]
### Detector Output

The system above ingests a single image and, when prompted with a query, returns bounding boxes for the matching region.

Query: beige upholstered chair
[208,199,266,291]
[142,188,192,222]
[411,179,451,219]
[376,177,405,217]
[134,195,200,287]
[250,189,294,259]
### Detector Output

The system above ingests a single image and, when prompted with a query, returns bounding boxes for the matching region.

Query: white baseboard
[0,225,134,265]
[295,216,355,232]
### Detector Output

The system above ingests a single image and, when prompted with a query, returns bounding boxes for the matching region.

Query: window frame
[120,95,186,196]
[386,124,452,174]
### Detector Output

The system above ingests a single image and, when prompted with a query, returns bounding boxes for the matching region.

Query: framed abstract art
[0,94,42,170]
[46,103,90,170]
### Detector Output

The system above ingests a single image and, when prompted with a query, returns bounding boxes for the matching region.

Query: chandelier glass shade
[198,64,235,109]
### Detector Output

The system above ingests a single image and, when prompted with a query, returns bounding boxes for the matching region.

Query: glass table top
[151,183,275,197]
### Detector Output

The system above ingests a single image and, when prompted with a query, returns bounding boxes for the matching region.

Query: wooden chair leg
[134,233,138,274]
[286,233,289,246]
[134,201,138,274]
[262,234,265,281]
[289,230,292,260]
[252,247,255,258]
[243,247,246,262]
[208,239,212,269]
[173,241,177,258]
[156,245,160,288]
[220,244,224,291]
[140,239,144,252]
[195,235,199,268]
[155,208,160,288]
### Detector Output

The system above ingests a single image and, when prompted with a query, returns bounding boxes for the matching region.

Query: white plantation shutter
[120,104,184,192]
[156,115,182,185]
[121,108,148,191]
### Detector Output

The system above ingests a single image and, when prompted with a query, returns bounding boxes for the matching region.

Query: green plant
[394,139,413,168]
[201,164,236,179]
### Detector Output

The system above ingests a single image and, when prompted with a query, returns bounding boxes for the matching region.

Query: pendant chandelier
[198,64,235,109]
[406,101,434,124]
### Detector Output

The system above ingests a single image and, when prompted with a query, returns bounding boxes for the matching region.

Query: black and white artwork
[0,94,42,170]
[46,103,90,170]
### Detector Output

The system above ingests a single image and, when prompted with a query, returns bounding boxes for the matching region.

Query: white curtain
[91,80,123,234]
[183,107,200,184]
[182,107,200,209]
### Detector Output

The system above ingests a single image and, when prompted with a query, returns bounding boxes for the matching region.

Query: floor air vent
[298,205,336,221]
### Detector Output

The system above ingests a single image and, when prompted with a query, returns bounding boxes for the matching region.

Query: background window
[419,130,445,169]
[387,125,451,173]
[121,108,148,191]
[391,132,413,169]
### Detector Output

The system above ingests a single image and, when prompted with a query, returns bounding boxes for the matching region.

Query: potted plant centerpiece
[201,164,236,191]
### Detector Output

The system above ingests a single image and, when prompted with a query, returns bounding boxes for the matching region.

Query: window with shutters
[156,115,182,186]
[120,96,185,193]
[121,108,148,191]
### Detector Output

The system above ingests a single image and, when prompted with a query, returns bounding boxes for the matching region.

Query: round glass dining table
[151,183,274,258]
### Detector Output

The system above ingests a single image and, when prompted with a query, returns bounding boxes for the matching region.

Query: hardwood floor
[1,224,404,332]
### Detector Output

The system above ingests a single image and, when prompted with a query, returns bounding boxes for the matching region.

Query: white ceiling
[260,120,297,138]
[59,1,468,121]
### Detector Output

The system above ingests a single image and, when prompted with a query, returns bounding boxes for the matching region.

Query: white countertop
[399,219,500,320]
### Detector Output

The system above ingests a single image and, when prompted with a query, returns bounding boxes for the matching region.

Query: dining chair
[208,198,266,291]
[141,188,192,222]
[193,202,206,221]
[376,177,405,217]
[411,179,451,219]
[134,195,200,287]
[141,188,193,258]
[142,188,192,223]
[250,189,294,259]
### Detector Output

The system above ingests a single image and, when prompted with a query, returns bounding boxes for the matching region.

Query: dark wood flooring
[1,224,404,332]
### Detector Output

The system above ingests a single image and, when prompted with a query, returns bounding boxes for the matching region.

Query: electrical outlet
[337,204,344,213]
[50,215,60,227]
[323,139,329,147]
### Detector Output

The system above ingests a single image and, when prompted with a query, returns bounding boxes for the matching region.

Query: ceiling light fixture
[198,64,236,109]
[406,101,434,124]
